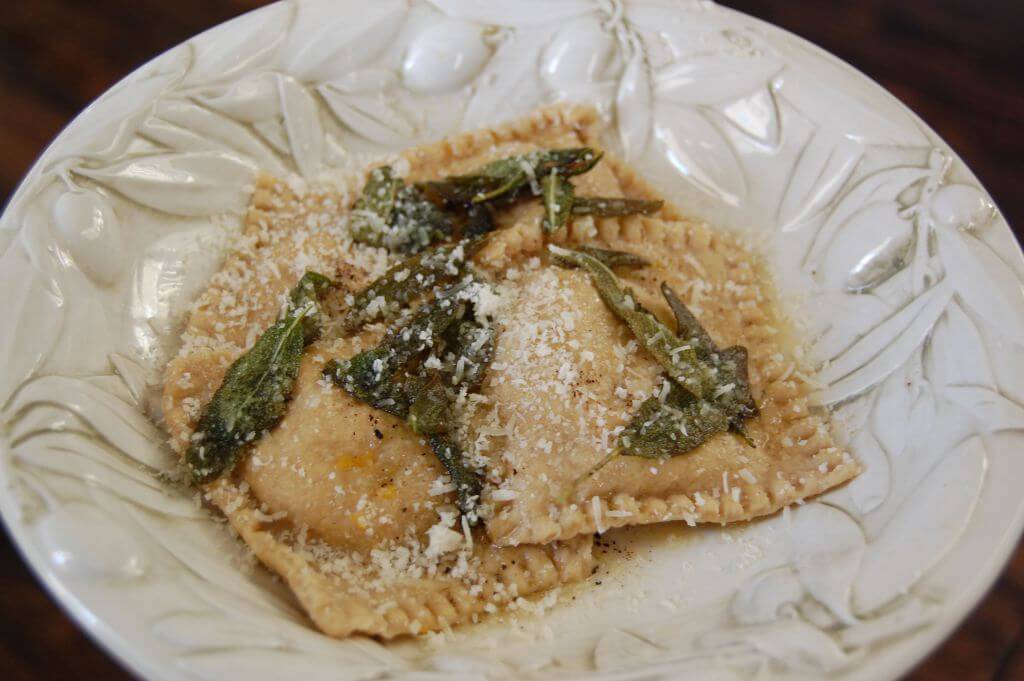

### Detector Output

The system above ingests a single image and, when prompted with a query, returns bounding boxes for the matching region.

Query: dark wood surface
[1,2,1022,679]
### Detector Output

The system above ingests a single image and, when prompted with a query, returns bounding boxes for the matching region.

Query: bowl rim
[1,2,1020,680]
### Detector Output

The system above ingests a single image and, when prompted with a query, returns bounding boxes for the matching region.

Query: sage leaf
[532,147,604,177]
[323,349,409,418]
[541,169,574,233]
[619,381,730,458]
[403,316,494,517]
[187,271,335,483]
[350,165,452,253]
[449,319,496,392]
[576,246,650,269]
[289,271,335,314]
[571,196,663,217]
[289,270,335,339]
[549,245,715,398]
[463,202,497,238]
[551,246,758,460]
[328,283,471,404]
[718,345,759,440]
[661,282,758,429]
[341,237,487,332]
[661,281,715,351]
[406,370,451,435]
[428,434,482,519]
[353,165,400,224]
[325,280,497,519]
[418,147,603,205]
[389,185,453,252]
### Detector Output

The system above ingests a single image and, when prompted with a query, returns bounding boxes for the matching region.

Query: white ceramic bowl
[2,1,1022,679]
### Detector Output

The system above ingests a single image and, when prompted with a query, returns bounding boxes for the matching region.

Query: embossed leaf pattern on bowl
[1,1,1022,680]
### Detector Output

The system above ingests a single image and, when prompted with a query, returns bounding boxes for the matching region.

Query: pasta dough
[477,214,859,546]
[162,107,610,638]
[161,104,857,639]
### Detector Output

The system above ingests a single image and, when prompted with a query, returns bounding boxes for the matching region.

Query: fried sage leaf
[326,282,495,518]
[541,170,574,233]
[391,185,453,252]
[428,434,482,518]
[661,282,758,428]
[353,166,400,223]
[462,202,497,238]
[571,196,663,217]
[551,246,758,460]
[574,246,649,269]
[404,318,494,516]
[350,166,452,253]
[529,147,604,178]
[660,281,715,350]
[620,381,730,458]
[341,238,487,332]
[403,315,496,428]
[549,245,715,398]
[323,349,409,418]
[350,166,398,248]
[289,271,335,313]
[418,147,603,205]
[406,370,451,436]
[187,272,334,483]
[450,319,496,391]
[289,271,335,338]
[328,284,471,405]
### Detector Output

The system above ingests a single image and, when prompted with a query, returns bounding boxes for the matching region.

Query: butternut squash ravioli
[161,105,859,639]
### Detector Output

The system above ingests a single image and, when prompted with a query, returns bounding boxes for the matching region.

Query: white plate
[2,1,1022,679]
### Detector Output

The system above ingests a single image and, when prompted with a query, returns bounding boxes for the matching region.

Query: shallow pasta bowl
[2,1,1022,679]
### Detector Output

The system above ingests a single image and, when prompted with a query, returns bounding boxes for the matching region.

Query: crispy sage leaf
[328,284,471,405]
[717,345,759,441]
[326,281,495,518]
[428,434,482,518]
[289,271,335,313]
[462,202,497,238]
[571,196,663,217]
[661,281,715,352]
[549,245,715,398]
[187,272,334,483]
[661,282,758,428]
[406,370,451,435]
[341,238,487,332]
[541,170,574,233]
[417,147,603,205]
[556,244,649,269]
[350,166,398,248]
[450,319,496,391]
[620,381,730,458]
[575,246,650,269]
[323,350,409,418]
[289,271,335,338]
[390,185,453,252]
[350,165,452,253]
[353,165,400,223]
[404,317,493,516]
[403,316,496,432]
[529,147,604,178]
[551,246,758,460]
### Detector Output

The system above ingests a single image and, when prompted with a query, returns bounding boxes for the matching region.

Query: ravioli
[162,104,857,639]
[162,108,607,638]
[457,129,858,546]
[476,216,859,546]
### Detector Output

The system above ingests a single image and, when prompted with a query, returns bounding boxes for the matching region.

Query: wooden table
[1,2,1021,679]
